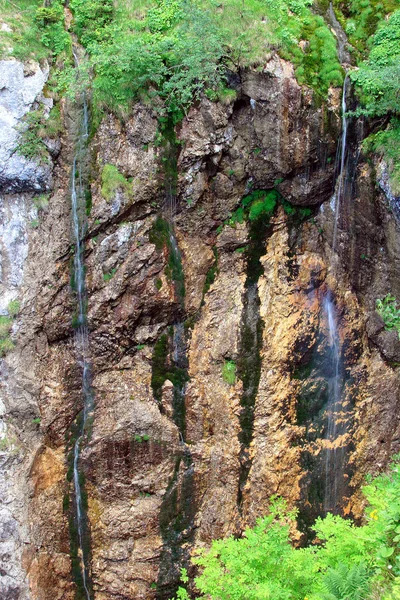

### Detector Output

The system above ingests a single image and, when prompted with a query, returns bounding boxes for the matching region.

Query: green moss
[155,278,163,290]
[100,164,132,202]
[151,334,169,404]
[149,217,185,299]
[222,360,236,385]
[103,267,117,282]
[149,216,170,250]
[157,449,195,598]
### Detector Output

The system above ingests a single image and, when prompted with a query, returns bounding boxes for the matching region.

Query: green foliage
[222,360,236,385]
[17,104,63,164]
[66,0,342,122]
[17,111,49,163]
[103,268,117,282]
[0,0,70,61]
[322,563,371,600]
[224,190,279,229]
[345,0,399,55]
[351,11,400,118]
[172,458,400,600]
[100,164,132,202]
[350,10,400,191]
[376,294,400,339]
[70,0,114,48]
[364,119,400,194]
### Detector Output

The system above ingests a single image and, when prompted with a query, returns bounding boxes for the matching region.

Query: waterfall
[332,74,349,252]
[322,293,345,514]
[70,58,93,600]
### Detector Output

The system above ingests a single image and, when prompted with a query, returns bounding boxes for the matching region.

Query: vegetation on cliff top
[1,0,342,120]
[350,9,400,192]
[377,294,400,339]
[173,458,400,599]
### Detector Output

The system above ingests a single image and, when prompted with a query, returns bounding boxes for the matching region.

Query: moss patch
[100,163,132,202]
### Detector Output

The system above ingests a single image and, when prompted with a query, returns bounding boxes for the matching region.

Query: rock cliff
[0,54,399,599]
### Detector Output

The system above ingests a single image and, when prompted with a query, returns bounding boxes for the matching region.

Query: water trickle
[70,60,93,600]
[332,74,349,252]
[322,293,345,514]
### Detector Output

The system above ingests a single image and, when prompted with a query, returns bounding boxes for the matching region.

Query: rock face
[0,59,52,193]
[0,55,399,600]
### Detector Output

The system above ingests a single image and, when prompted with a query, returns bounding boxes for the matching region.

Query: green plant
[103,268,117,282]
[33,194,50,212]
[0,337,15,357]
[0,316,12,338]
[222,360,236,385]
[376,294,400,339]
[32,417,41,425]
[173,458,400,599]
[322,562,371,600]
[100,164,132,202]
[7,300,20,318]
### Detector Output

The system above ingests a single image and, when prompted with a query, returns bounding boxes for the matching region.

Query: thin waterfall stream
[70,49,93,600]
[332,73,349,252]
[322,293,344,514]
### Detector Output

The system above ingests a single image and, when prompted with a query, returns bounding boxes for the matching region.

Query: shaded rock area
[0,55,399,600]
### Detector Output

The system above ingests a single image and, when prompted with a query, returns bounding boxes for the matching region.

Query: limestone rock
[0,59,52,193]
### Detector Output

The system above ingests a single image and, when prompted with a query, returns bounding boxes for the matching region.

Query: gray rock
[0,59,52,193]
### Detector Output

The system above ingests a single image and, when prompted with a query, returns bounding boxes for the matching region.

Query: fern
[323,563,371,600]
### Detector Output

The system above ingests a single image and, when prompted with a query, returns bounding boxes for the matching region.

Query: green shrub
[172,457,400,600]
[222,360,236,385]
[364,120,400,194]
[376,294,400,339]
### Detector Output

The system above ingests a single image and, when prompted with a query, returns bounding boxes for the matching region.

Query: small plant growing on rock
[0,300,20,357]
[100,164,132,202]
[222,360,236,385]
[376,294,400,339]
[103,267,117,282]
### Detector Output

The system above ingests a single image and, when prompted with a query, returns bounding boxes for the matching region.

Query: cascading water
[332,74,349,252]
[322,293,345,514]
[70,51,93,600]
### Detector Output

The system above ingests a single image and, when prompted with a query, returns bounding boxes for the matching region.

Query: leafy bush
[172,457,400,599]
[376,294,400,339]
[350,10,400,192]
[364,120,400,194]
